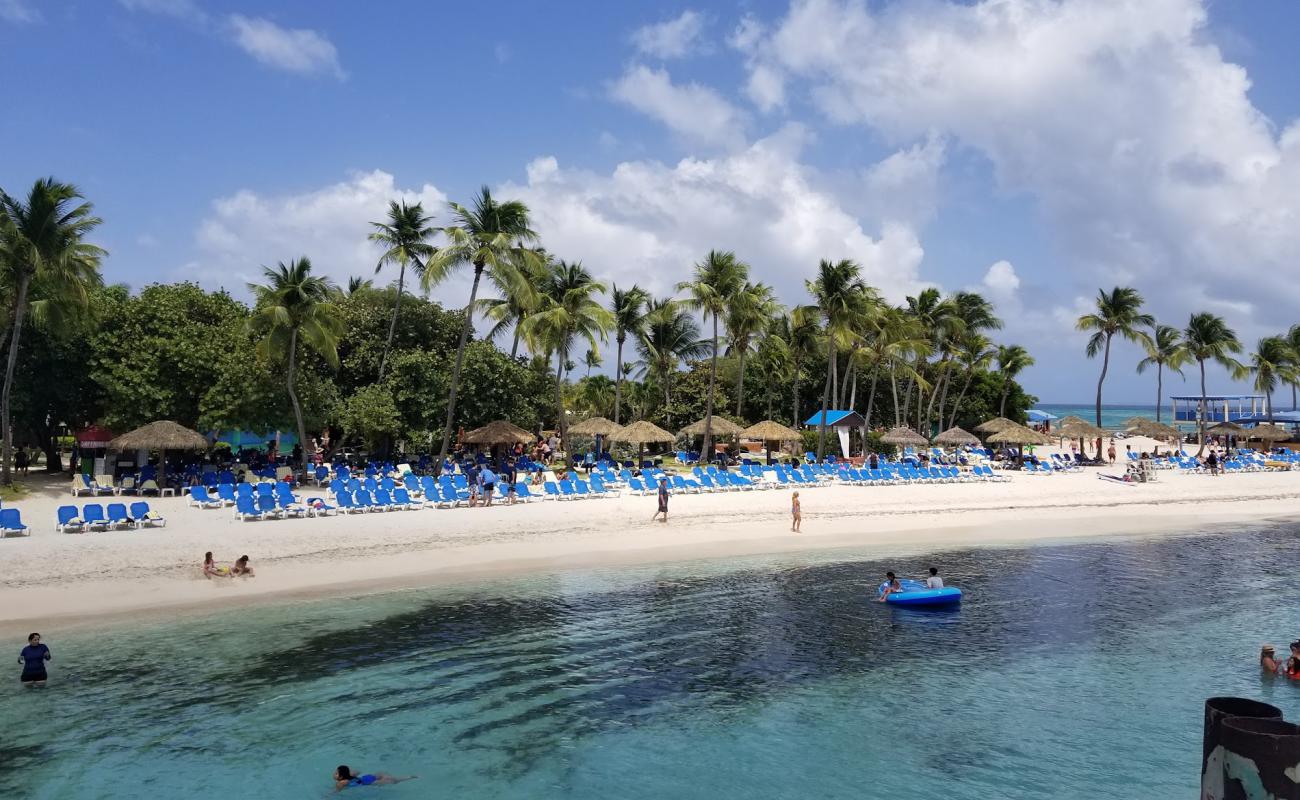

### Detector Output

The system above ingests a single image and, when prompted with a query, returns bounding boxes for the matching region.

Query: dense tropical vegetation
[0,175,1062,482]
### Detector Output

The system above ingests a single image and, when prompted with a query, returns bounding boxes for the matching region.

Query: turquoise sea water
[3,525,1299,798]
[1035,402,1164,429]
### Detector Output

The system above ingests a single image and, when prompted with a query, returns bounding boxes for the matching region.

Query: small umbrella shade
[612,420,675,464]
[740,420,802,463]
[1124,417,1182,440]
[1055,418,1107,440]
[1247,424,1292,442]
[987,424,1051,445]
[1205,421,1247,437]
[462,420,534,446]
[880,426,929,448]
[568,417,622,437]
[934,426,980,446]
[108,421,210,490]
[974,417,1017,434]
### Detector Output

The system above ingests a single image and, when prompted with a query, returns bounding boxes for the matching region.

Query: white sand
[3,440,1296,634]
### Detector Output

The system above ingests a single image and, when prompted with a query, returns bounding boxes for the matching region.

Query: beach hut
[934,426,980,447]
[611,420,675,464]
[740,420,802,463]
[803,410,867,458]
[880,426,929,456]
[108,421,210,490]
[75,424,116,476]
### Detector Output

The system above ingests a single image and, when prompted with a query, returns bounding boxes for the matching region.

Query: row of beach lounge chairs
[56,502,166,533]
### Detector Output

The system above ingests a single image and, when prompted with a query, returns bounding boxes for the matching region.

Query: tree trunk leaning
[436,264,484,475]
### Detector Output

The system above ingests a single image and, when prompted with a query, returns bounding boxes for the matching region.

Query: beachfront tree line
[1078,286,1300,454]
[0,177,1038,482]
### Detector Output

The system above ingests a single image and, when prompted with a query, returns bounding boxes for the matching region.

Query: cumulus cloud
[500,128,928,304]
[0,0,39,24]
[982,260,1020,298]
[631,10,705,59]
[190,170,448,297]
[611,65,746,150]
[741,0,1300,349]
[228,15,344,79]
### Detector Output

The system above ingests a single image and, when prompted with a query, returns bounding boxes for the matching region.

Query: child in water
[333,766,417,791]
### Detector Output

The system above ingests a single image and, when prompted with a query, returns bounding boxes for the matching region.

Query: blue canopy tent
[1026,409,1059,423]
[803,410,867,458]
[214,430,300,452]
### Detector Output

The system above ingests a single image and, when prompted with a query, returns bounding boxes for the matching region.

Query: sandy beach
[1,440,1296,635]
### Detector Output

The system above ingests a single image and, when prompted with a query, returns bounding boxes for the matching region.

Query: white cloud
[191,170,448,297]
[611,64,746,150]
[982,260,1020,298]
[228,15,344,79]
[500,128,928,304]
[631,10,705,59]
[742,0,1300,342]
[0,0,39,24]
[117,0,207,23]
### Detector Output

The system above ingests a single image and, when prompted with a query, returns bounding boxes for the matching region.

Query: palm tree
[422,187,540,473]
[772,307,822,428]
[726,281,779,418]
[0,178,105,485]
[1285,324,1300,410]
[475,247,549,358]
[677,251,747,460]
[995,344,1034,417]
[931,292,1000,429]
[583,348,601,378]
[1183,312,1244,454]
[610,284,649,424]
[246,258,343,475]
[636,298,707,408]
[947,332,997,429]
[807,259,876,458]
[905,288,964,432]
[368,200,435,381]
[858,306,928,427]
[1248,336,1294,424]
[1076,287,1154,427]
[1136,323,1189,423]
[520,260,613,448]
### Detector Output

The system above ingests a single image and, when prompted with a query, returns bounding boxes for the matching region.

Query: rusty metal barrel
[1220,717,1300,799]
[1203,697,1283,800]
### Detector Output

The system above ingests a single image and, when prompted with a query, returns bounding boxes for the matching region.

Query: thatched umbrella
[974,417,1017,435]
[108,420,210,490]
[1247,424,1292,442]
[1124,417,1182,440]
[462,420,533,446]
[611,420,676,463]
[1205,421,1247,437]
[881,426,929,449]
[1056,417,1107,440]
[934,426,979,446]
[568,417,622,437]
[678,416,743,463]
[741,420,801,463]
[987,423,1051,464]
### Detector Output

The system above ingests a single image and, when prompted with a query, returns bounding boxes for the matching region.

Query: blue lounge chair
[234,496,263,521]
[373,489,400,511]
[0,508,29,536]
[334,490,364,515]
[543,481,563,500]
[257,495,284,519]
[216,484,237,506]
[353,489,379,512]
[106,502,135,529]
[82,503,110,531]
[130,501,167,527]
[188,486,222,509]
[513,482,538,502]
[56,505,86,533]
[392,488,422,510]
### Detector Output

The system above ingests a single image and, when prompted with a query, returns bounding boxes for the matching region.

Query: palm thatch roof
[974,416,1017,434]
[1055,416,1107,439]
[109,420,209,451]
[1247,423,1292,441]
[1124,417,1182,439]
[934,426,980,446]
[987,424,1051,445]
[880,426,929,447]
[1205,421,1247,436]
[741,420,802,442]
[678,417,743,437]
[611,420,675,444]
[462,420,533,445]
[568,416,622,437]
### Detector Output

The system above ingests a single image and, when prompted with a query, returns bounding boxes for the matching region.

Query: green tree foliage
[335,384,402,451]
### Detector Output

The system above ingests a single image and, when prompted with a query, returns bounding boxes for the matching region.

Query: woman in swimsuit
[203,552,232,579]
[333,765,417,791]
[231,555,255,577]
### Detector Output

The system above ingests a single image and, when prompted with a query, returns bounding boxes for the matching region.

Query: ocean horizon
[1032,402,1167,429]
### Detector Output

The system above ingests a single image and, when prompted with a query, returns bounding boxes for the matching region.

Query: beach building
[803,410,867,457]
[1169,394,1265,426]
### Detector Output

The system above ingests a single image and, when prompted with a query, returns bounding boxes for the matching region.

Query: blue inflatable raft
[878,579,963,607]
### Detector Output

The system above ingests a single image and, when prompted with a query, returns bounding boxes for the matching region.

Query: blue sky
[4,0,1300,405]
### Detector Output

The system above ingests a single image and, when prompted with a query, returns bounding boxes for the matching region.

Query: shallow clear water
[3,525,1299,799]
[1034,402,1162,429]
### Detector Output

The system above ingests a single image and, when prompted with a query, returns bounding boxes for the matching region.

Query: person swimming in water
[333,765,417,792]
[877,571,902,602]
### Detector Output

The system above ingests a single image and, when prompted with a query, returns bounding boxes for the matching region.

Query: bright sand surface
[3,437,1297,635]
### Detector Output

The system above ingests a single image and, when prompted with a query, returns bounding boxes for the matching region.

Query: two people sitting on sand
[203,552,254,579]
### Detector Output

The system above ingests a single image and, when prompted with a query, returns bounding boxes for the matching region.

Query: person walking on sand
[1107,439,1117,465]
[791,491,801,533]
[18,633,50,687]
[652,477,670,523]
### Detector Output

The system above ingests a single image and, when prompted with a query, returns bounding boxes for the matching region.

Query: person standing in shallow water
[18,633,50,687]
[651,477,669,523]
[790,491,801,533]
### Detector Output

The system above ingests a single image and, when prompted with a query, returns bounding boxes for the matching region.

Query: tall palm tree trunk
[1196,359,1208,456]
[1155,363,1164,423]
[377,263,405,381]
[890,366,901,427]
[791,355,801,428]
[702,315,718,460]
[949,370,975,429]
[864,367,879,427]
[1267,389,1275,425]
[614,335,625,424]
[436,263,484,475]
[285,329,310,478]
[1,274,32,486]
[816,342,834,459]
[555,349,568,450]
[510,329,520,359]
[1094,334,1112,427]
[735,346,748,417]
[848,368,858,412]
[999,375,1011,418]
[924,358,948,430]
